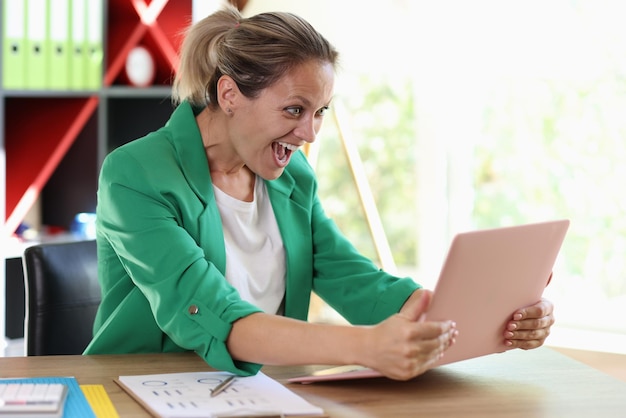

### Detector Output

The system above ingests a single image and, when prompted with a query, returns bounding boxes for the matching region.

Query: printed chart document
[116,371,324,417]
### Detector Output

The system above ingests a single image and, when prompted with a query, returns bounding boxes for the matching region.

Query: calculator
[0,383,68,416]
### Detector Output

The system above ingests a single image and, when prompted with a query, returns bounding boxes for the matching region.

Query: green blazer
[84,101,420,375]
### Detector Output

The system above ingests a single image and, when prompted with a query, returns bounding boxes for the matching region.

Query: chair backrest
[22,239,100,356]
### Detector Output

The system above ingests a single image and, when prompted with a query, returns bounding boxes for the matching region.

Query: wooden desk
[551,346,626,382]
[1,347,625,417]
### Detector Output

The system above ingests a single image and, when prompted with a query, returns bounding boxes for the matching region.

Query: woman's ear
[216,75,240,113]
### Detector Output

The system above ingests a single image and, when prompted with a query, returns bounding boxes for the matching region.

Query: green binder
[69,0,87,90]
[47,0,71,90]
[85,0,103,90]
[25,0,49,89]
[3,0,27,89]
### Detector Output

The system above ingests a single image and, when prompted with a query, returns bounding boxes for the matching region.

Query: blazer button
[188,305,199,315]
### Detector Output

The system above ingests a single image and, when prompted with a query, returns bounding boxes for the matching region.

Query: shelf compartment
[106,0,191,87]
[41,112,99,230]
[104,95,175,154]
[4,96,98,235]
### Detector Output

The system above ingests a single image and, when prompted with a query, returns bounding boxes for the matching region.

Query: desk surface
[1,347,625,418]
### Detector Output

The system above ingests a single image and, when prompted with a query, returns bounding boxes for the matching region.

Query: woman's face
[229,60,335,180]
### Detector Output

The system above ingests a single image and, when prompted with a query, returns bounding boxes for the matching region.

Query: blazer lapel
[266,170,314,320]
[167,102,226,273]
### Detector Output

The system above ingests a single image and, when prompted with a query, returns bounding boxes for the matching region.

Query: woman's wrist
[338,324,374,367]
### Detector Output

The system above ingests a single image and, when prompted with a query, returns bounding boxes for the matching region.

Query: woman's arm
[227,289,457,380]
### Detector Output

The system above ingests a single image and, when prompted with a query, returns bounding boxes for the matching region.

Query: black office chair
[22,239,100,356]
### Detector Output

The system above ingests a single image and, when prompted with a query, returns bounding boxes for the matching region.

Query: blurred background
[226,0,626,353]
[4,0,624,355]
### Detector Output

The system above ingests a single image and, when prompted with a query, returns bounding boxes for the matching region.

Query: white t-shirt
[212,176,286,314]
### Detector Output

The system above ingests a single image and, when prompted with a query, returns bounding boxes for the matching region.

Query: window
[245,0,626,353]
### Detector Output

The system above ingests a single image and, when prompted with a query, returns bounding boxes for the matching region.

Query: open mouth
[272,141,298,166]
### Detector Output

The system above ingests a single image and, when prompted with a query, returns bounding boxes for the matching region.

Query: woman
[85,5,554,380]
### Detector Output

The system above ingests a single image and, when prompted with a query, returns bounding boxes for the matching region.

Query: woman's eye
[317,106,329,117]
[286,107,302,116]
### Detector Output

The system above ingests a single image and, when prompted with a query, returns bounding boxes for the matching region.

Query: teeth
[278,141,298,152]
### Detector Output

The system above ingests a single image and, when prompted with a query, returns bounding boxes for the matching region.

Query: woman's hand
[363,289,458,381]
[504,298,555,349]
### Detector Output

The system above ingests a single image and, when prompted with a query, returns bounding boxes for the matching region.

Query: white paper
[117,371,323,418]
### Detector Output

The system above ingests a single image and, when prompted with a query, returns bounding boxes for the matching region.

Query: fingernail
[505,331,514,338]
[504,340,513,347]
[514,313,523,321]
[508,323,517,331]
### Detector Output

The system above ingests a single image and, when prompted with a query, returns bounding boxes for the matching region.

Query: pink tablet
[288,219,570,383]
[424,219,569,367]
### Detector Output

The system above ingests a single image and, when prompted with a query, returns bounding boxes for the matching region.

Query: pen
[210,375,235,398]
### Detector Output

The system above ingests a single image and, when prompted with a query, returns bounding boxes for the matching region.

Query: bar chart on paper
[115,371,324,417]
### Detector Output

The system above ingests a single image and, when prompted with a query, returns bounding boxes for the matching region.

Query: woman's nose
[295,115,319,144]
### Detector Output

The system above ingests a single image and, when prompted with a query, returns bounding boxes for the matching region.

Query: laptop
[288,219,570,383]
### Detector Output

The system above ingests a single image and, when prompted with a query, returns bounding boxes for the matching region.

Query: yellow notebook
[80,385,119,418]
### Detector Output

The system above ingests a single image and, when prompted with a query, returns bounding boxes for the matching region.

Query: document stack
[2,0,103,90]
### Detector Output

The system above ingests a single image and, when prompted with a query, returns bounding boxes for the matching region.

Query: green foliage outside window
[474,74,626,299]
[315,75,418,268]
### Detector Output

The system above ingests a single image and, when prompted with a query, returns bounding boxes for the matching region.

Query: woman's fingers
[505,298,555,349]
[371,316,458,380]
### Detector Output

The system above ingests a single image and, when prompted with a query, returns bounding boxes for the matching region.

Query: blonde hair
[172,5,339,108]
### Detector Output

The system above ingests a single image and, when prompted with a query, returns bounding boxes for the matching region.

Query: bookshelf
[1,0,193,342]
[1,0,192,238]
